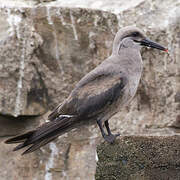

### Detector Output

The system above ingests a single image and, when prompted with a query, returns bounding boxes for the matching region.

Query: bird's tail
[5,115,76,155]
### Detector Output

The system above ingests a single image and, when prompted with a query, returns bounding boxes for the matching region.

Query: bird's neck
[111,48,143,74]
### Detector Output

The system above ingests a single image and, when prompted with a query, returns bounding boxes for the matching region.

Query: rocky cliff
[0,0,180,179]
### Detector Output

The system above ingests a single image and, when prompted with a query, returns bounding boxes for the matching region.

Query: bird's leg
[104,120,120,142]
[104,120,112,135]
[97,119,106,138]
[97,120,120,143]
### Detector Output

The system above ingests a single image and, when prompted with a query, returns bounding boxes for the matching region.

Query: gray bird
[5,26,167,155]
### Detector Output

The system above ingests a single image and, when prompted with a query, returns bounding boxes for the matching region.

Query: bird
[5,26,168,155]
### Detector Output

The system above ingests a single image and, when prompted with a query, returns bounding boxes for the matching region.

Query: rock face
[0,4,117,117]
[0,125,98,180]
[96,136,180,180]
[0,0,179,129]
[0,0,180,180]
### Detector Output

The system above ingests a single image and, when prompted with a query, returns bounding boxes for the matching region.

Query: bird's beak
[139,38,168,52]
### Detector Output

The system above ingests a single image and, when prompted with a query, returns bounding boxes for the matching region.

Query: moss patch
[95,136,180,180]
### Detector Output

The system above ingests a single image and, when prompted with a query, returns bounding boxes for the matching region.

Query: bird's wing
[71,72,127,118]
[48,67,127,121]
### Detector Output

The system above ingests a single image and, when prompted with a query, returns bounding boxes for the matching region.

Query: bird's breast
[124,70,142,105]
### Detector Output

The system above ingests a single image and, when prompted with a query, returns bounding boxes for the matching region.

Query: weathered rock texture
[0,124,98,180]
[0,0,180,179]
[96,136,180,180]
[0,4,117,117]
[0,0,179,130]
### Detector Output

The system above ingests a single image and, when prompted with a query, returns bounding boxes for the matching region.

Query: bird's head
[112,26,168,55]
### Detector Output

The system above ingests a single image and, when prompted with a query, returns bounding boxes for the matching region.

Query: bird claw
[104,133,120,144]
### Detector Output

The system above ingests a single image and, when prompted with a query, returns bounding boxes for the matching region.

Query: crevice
[0,114,40,137]
[27,62,52,109]
[64,143,71,171]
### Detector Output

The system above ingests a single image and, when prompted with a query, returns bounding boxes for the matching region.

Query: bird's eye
[132,32,140,37]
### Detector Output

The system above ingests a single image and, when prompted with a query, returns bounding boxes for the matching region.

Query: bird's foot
[104,133,120,144]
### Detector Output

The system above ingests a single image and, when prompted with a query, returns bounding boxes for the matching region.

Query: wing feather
[48,70,127,120]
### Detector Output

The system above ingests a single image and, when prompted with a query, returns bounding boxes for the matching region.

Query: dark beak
[139,38,168,52]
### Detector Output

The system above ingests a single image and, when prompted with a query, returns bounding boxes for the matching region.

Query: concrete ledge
[95,135,180,180]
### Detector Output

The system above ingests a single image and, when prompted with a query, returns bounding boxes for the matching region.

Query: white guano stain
[46,6,63,74]
[14,38,26,117]
[70,10,78,40]
[7,9,22,39]
[47,6,53,25]
[57,9,67,26]
[116,13,122,29]
[57,9,78,42]
[45,142,59,180]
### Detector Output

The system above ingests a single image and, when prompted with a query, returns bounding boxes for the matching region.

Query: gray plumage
[5,26,167,155]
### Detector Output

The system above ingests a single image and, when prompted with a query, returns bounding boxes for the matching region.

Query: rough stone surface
[0,4,117,117]
[0,0,179,180]
[0,0,179,130]
[96,136,180,180]
[0,121,99,180]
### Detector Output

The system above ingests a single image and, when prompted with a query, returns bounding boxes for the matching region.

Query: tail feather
[5,131,35,144]
[13,142,28,152]
[5,116,76,155]
[22,136,58,155]
[27,116,74,144]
